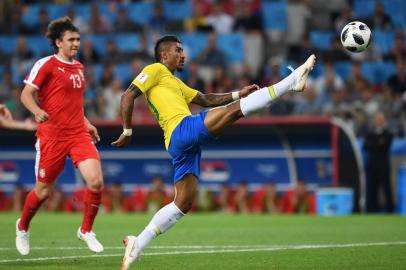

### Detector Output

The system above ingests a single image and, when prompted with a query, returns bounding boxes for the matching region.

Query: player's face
[165,42,185,72]
[56,31,80,61]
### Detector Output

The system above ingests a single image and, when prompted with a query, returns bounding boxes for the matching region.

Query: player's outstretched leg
[16,218,30,255]
[240,54,316,116]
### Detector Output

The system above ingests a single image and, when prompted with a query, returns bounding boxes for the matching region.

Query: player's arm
[20,84,49,123]
[111,84,143,148]
[0,118,36,131]
[191,84,260,107]
[0,104,12,120]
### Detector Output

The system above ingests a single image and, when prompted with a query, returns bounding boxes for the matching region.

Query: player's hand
[111,134,132,148]
[24,119,37,131]
[34,109,49,123]
[238,84,260,98]
[0,104,12,120]
[88,124,100,143]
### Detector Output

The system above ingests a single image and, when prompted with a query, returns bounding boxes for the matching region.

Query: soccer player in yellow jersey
[112,35,316,269]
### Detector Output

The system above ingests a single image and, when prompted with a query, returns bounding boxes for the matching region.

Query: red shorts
[35,133,100,183]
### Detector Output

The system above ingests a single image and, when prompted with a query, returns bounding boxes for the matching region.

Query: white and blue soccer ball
[340,21,372,53]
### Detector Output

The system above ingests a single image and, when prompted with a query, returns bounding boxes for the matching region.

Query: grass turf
[0,213,405,269]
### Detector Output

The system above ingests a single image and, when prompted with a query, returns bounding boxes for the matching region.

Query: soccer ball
[340,21,372,53]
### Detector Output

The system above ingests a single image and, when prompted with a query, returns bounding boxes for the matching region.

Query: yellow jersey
[132,63,199,149]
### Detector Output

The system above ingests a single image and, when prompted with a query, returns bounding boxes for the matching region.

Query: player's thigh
[204,102,242,135]
[77,158,103,188]
[35,138,68,183]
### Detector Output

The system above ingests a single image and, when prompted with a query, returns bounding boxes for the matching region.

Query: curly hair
[45,16,79,51]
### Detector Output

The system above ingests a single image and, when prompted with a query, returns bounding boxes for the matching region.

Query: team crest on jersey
[39,168,46,178]
[78,69,85,80]
[135,72,148,84]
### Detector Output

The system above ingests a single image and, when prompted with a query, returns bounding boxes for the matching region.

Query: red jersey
[24,55,87,140]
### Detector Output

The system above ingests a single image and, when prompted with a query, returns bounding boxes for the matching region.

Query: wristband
[232,91,240,101]
[122,128,132,136]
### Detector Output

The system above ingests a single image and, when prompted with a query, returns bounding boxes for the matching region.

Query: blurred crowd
[0,0,405,137]
[0,176,315,214]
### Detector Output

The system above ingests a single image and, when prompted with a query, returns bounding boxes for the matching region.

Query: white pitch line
[1,241,405,264]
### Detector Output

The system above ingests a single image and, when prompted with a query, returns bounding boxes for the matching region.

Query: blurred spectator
[384,31,406,61]
[210,65,233,93]
[146,176,169,213]
[12,185,27,211]
[387,58,406,98]
[288,35,319,63]
[206,2,234,33]
[264,182,280,214]
[103,182,125,213]
[3,7,30,35]
[365,2,393,31]
[293,79,321,115]
[197,187,215,211]
[102,40,128,64]
[78,39,100,65]
[333,4,354,33]
[322,37,351,62]
[99,63,115,88]
[217,183,233,213]
[280,180,315,214]
[149,4,167,33]
[83,66,101,119]
[30,8,50,35]
[184,2,212,33]
[235,181,251,213]
[114,7,143,33]
[286,0,311,49]
[232,2,262,33]
[45,187,65,212]
[67,8,89,34]
[132,34,154,64]
[89,5,112,34]
[195,32,226,68]
[314,62,345,105]
[0,70,14,101]
[12,37,35,83]
[100,79,123,120]
[186,61,206,92]
[364,111,394,212]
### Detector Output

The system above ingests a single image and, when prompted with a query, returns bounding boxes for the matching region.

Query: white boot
[16,218,30,256]
[77,227,104,253]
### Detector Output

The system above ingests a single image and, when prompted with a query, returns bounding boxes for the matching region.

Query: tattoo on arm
[121,84,143,128]
[192,92,234,107]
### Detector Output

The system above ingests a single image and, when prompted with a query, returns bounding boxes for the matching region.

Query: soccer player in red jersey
[15,17,104,255]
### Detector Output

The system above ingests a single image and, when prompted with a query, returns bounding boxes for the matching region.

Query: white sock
[240,87,275,116]
[273,69,297,96]
[137,202,185,251]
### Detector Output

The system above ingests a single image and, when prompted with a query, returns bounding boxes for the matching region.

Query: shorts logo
[135,72,148,84]
[39,168,46,178]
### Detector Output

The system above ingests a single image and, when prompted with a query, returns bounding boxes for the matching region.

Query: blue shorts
[168,111,214,183]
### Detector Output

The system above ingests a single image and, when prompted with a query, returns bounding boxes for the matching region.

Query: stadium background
[0,0,406,215]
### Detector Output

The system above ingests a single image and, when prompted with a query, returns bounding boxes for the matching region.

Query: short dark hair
[46,16,79,51]
[154,35,181,62]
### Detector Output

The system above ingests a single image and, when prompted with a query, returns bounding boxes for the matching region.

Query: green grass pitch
[0,213,405,269]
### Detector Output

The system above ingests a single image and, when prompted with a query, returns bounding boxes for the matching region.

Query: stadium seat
[127,2,153,24]
[261,2,287,31]
[89,35,109,55]
[0,36,17,54]
[26,36,52,57]
[334,61,352,80]
[373,30,395,54]
[217,33,245,63]
[114,63,132,84]
[179,33,208,60]
[163,1,191,21]
[309,31,334,51]
[352,0,375,18]
[114,34,140,52]
[21,4,41,27]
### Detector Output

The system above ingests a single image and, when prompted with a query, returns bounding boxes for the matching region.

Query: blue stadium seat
[361,62,378,84]
[353,0,375,18]
[381,0,406,28]
[114,34,140,52]
[0,65,4,81]
[21,4,41,27]
[26,36,52,57]
[217,33,244,63]
[0,36,17,54]
[114,63,132,84]
[89,35,109,55]
[373,30,395,54]
[127,3,153,24]
[261,2,287,30]
[73,3,91,22]
[47,4,68,21]
[379,61,396,82]
[92,64,104,82]
[163,1,191,21]
[179,33,208,60]
[360,62,395,84]
[310,31,334,50]
[334,61,352,80]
